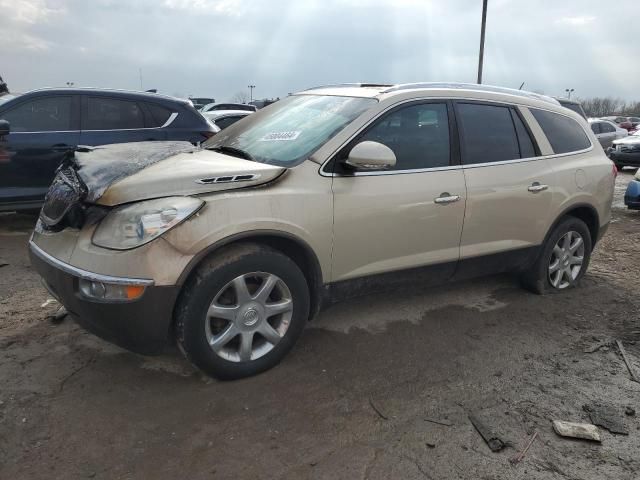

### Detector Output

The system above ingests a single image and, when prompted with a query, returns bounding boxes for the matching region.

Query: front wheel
[521,217,592,294]
[175,243,310,380]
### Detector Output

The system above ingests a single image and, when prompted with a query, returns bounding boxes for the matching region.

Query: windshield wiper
[211,145,254,161]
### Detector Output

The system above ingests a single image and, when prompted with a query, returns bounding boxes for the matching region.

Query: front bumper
[609,150,640,166]
[624,179,640,210]
[29,241,179,354]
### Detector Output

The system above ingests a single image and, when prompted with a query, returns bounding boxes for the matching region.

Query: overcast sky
[1,0,637,102]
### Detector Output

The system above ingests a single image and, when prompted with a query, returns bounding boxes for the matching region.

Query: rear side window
[2,96,73,132]
[600,122,615,133]
[215,115,244,130]
[590,123,601,134]
[84,97,144,130]
[145,103,173,127]
[457,103,520,164]
[531,109,591,154]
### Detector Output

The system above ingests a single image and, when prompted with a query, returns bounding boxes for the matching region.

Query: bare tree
[577,96,640,117]
[0,75,8,94]
[230,91,249,104]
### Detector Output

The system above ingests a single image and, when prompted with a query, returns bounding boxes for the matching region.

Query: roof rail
[302,83,394,91]
[382,82,560,106]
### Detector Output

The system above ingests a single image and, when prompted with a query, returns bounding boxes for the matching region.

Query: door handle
[434,193,460,204]
[528,182,548,193]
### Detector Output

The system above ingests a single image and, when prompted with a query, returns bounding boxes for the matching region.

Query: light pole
[565,88,575,99]
[477,0,488,84]
[248,85,255,103]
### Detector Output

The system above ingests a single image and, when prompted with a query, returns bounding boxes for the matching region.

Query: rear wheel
[175,243,310,380]
[521,217,592,294]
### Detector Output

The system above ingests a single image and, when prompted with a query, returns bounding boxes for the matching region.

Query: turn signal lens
[79,279,146,302]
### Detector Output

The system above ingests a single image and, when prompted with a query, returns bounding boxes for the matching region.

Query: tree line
[577,97,640,118]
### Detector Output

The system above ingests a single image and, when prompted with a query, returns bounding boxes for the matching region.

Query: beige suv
[30,83,616,379]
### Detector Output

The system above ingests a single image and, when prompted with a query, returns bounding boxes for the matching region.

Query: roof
[23,87,190,104]
[298,82,562,109]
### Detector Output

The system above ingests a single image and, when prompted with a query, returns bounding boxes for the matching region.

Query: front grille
[40,166,87,230]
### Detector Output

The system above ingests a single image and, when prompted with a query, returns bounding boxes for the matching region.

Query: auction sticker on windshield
[260,131,301,141]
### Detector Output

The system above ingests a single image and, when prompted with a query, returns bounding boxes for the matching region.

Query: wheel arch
[175,230,325,320]
[547,203,600,246]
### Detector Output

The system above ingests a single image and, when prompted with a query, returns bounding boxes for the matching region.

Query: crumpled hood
[72,141,286,206]
[613,135,640,146]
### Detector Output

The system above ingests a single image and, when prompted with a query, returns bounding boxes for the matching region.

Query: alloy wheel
[205,272,293,362]
[548,230,585,289]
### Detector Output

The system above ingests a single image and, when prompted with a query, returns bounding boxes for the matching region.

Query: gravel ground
[1,172,639,480]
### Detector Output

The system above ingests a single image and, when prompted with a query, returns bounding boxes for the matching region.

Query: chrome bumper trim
[29,240,155,287]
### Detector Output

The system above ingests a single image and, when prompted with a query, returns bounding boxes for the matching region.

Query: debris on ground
[468,413,506,452]
[625,407,635,417]
[510,431,538,465]
[0,259,8,268]
[424,417,453,427]
[583,341,610,353]
[46,306,68,324]
[41,298,58,308]
[552,420,601,442]
[616,340,640,383]
[368,398,388,420]
[583,404,628,435]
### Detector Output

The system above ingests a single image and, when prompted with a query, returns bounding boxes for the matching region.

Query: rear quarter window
[531,109,591,154]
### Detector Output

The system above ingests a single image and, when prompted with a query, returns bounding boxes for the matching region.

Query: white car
[588,118,627,149]
[202,109,252,130]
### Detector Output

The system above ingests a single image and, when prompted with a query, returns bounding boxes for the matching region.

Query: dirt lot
[1,172,639,480]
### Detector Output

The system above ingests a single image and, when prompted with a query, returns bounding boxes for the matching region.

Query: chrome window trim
[6,112,178,134]
[29,240,155,286]
[319,95,594,178]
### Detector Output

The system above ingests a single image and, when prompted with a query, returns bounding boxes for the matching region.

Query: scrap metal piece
[552,420,601,442]
[468,413,506,452]
[584,404,628,435]
[616,340,640,383]
[510,431,538,465]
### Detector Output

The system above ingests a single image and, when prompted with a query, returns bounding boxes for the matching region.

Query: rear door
[331,101,466,283]
[454,101,554,274]
[0,95,80,207]
[598,121,617,148]
[79,96,167,146]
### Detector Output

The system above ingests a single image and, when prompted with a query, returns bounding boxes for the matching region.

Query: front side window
[2,96,73,132]
[357,102,450,170]
[84,97,144,130]
[457,103,521,164]
[205,95,376,167]
[590,123,601,134]
[215,115,244,130]
[531,108,591,154]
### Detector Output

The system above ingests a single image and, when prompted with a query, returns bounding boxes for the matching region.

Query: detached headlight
[92,197,203,250]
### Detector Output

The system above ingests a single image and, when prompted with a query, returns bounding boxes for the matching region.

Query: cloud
[556,15,596,26]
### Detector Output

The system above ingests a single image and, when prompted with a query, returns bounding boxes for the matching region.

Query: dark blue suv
[0,88,218,211]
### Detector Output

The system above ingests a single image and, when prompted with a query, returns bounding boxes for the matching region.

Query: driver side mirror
[0,120,9,137]
[344,140,396,170]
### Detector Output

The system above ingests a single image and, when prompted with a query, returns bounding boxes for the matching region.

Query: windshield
[204,94,376,167]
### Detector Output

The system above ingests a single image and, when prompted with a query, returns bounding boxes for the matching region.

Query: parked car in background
[602,116,634,131]
[29,82,614,379]
[201,102,258,113]
[0,88,217,211]
[609,130,640,170]
[189,97,215,110]
[202,109,252,130]
[589,118,628,149]
[555,97,587,119]
[624,168,640,209]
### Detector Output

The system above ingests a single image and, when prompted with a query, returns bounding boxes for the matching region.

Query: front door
[0,95,80,207]
[330,101,466,284]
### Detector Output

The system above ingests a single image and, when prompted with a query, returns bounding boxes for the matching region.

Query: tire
[175,243,310,380]
[520,216,592,295]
